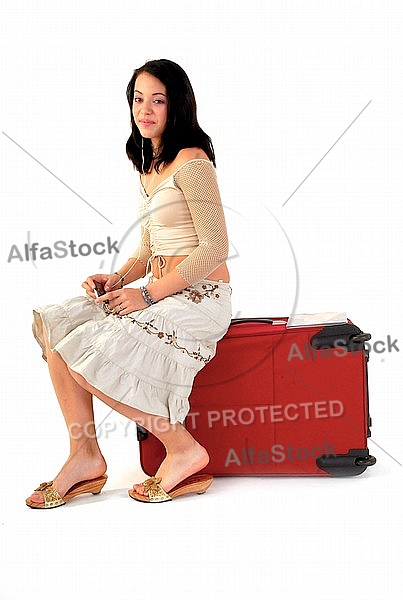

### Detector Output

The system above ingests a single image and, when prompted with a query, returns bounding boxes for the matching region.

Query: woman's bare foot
[28,444,107,504]
[132,439,209,497]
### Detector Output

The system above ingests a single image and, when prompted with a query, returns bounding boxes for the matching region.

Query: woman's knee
[40,319,51,352]
[67,366,91,390]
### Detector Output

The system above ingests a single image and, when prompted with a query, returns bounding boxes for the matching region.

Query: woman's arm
[108,257,147,289]
[108,224,151,289]
[145,267,189,301]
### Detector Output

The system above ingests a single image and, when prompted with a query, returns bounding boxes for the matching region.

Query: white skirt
[32,280,232,424]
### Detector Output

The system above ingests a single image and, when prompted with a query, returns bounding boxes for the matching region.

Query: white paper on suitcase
[286,312,347,328]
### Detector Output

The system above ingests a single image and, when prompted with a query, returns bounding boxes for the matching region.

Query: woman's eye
[134,97,142,103]
[154,99,165,104]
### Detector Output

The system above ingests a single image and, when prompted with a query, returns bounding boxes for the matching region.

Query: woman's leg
[28,323,108,504]
[67,369,209,497]
[29,321,208,503]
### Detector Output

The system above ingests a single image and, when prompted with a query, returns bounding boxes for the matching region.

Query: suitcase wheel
[355,455,376,467]
[317,450,376,475]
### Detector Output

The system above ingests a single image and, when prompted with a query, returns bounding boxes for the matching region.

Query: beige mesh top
[131,158,229,285]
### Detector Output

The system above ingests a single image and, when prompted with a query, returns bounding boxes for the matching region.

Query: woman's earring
[141,137,145,173]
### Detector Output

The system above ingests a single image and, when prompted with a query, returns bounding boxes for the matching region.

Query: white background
[1,1,402,598]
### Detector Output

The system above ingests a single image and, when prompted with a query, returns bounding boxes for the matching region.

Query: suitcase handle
[230,318,275,325]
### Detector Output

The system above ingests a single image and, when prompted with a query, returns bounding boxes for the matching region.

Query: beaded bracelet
[140,286,156,306]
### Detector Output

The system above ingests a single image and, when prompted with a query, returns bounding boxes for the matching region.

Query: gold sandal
[128,474,213,503]
[26,474,108,509]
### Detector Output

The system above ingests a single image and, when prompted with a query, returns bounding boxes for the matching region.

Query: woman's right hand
[82,273,122,299]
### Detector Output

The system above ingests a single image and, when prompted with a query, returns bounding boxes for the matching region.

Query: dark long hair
[126,59,215,173]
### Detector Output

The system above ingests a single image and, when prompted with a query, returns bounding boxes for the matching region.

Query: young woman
[27,59,231,507]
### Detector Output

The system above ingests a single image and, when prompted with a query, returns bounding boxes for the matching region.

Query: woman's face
[133,72,168,149]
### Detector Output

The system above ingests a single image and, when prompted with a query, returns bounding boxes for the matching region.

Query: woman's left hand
[95,287,149,315]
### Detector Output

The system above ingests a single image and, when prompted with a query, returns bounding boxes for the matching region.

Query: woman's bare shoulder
[173,147,210,168]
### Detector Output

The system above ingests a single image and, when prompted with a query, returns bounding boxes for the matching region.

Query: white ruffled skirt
[32,280,232,424]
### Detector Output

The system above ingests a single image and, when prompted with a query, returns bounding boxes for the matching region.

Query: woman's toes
[29,491,44,503]
[132,483,147,496]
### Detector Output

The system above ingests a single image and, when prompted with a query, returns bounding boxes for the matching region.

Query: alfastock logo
[7,237,120,262]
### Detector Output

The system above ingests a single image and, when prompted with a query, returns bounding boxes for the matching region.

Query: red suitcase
[137,318,376,477]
